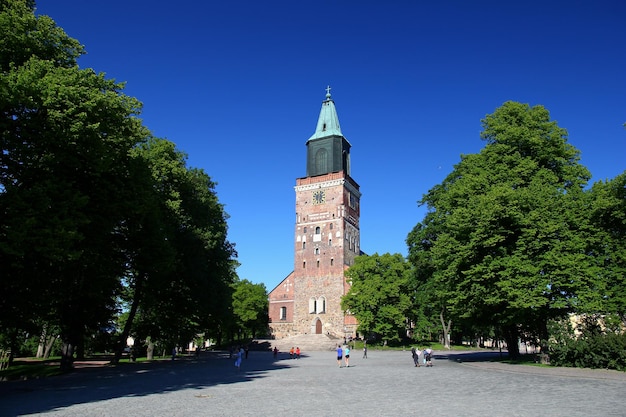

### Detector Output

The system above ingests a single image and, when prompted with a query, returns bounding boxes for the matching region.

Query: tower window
[302,242,306,249]
[317,296,326,314]
[330,258,334,266]
[317,260,320,268]
[315,226,321,234]
[304,227,307,233]
[303,261,306,269]
[315,247,320,255]
[315,148,328,173]
[329,238,332,246]
[330,223,333,230]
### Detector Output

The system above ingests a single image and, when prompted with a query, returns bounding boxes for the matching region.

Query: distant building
[268,88,360,339]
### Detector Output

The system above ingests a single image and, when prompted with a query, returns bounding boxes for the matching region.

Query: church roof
[307,86,344,142]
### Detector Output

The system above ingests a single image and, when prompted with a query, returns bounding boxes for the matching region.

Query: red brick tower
[268,87,360,339]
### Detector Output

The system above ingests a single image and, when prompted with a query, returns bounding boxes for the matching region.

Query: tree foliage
[115,137,237,361]
[587,172,626,321]
[342,253,413,343]
[0,0,237,367]
[407,101,598,356]
[231,279,268,339]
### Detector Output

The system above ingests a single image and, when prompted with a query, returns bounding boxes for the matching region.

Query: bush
[549,331,626,371]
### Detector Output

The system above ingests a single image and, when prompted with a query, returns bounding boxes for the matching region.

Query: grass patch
[0,354,161,380]
[352,341,492,352]
[0,360,65,381]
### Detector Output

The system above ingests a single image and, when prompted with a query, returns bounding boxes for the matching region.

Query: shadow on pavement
[438,349,509,363]
[0,351,291,416]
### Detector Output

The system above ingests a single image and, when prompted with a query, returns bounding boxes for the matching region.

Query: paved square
[1,350,624,416]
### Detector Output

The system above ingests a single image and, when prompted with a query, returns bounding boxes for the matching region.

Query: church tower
[268,88,361,340]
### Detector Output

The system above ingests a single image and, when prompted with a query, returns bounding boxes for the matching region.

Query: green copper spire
[307,86,343,141]
[305,87,352,177]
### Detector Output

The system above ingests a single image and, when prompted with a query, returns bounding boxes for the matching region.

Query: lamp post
[126,337,135,361]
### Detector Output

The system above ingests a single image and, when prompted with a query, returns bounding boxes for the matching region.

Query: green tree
[588,172,626,324]
[232,279,268,339]
[1,1,238,368]
[407,214,453,347]
[407,101,594,357]
[1,0,151,369]
[342,253,413,344]
[121,138,237,359]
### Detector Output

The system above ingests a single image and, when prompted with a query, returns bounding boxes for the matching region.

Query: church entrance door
[315,319,322,334]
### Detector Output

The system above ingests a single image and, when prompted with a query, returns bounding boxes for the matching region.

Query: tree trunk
[60,341,75,371]
[216,327,223,347]
[8,330,17,366]
[43,335,57,359]
[502,325,520,358]
[146,340,154,360]
[538,317,550,364]
[36,325,47,358]
[439,310,452,349]
[75,338,85,360]
[113,272,144,364]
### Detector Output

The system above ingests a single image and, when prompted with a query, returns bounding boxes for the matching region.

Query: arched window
[315,148,328,173]
[315,226,321,234]
[317,296,326,313]
[309,297,316,314]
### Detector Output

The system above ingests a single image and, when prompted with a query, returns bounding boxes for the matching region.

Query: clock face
[313,190,326,205]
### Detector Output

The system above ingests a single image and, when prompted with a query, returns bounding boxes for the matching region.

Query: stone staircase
[264,334,341,352]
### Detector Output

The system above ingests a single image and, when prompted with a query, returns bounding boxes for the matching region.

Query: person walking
[336,345,343,367]
[425,347,433,367]
[234,346,243,370]
[411,347,420,367]
[363,344,368,359]
[344,345,351,367]
[295,347,301,359]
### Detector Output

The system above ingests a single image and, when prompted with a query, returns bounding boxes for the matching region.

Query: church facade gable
[267,272,295,339]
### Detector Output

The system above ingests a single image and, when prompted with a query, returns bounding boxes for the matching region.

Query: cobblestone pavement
[1,350,624,417]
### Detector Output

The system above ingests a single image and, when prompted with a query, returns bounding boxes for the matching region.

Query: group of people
[270,346,301,359]
[411,347,433,367]
[336,344,352,367]
[289,346,301,359]
[233,343,432,371]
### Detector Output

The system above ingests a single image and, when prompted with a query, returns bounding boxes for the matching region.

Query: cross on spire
[325,85,332,98]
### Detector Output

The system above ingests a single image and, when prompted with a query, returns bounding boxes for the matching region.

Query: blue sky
[37,1,625,291]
